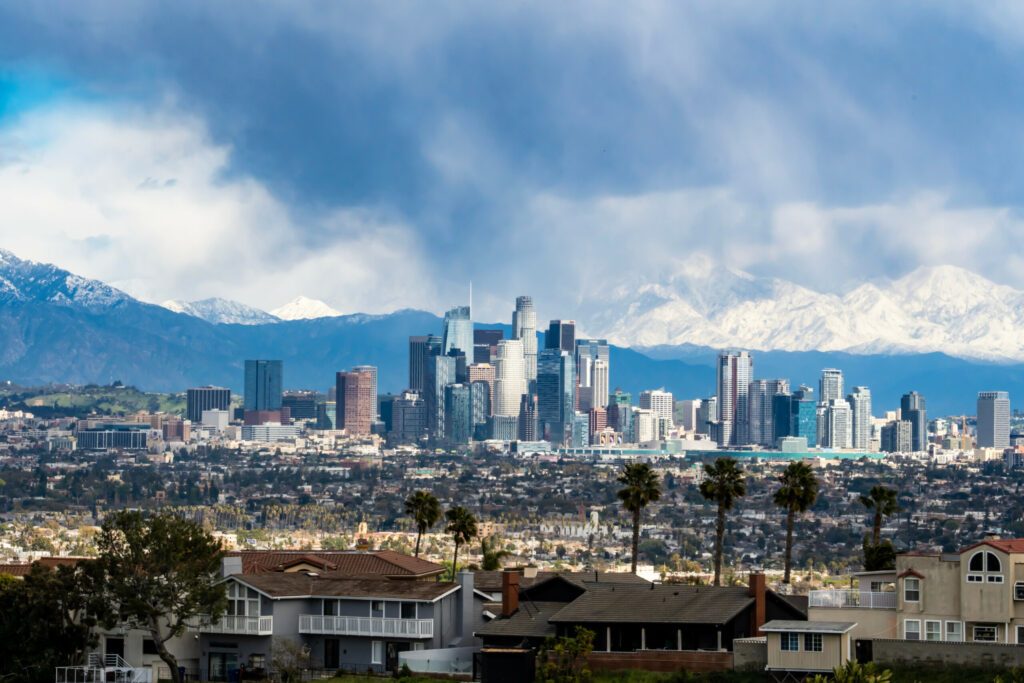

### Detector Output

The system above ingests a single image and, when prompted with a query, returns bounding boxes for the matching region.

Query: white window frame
[1017,625,1024,645]
[904,578,921,603]
[945,621,963,642]
[973,625,997,642]
[967,551,1003,584]
[924,620,942,641]
[781,633,800,651]
[371,640,383,665]
[804,633,823,652]
[904,619,921,641]
[1014,582,1024,600]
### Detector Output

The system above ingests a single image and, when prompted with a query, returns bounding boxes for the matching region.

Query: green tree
[537,626,594,683]
[404,490,441,558]
[773,461,819,584]
[616,462,662,574]
[96,511,226,683]
[699,458,747,586]
[444,506,478,578]
[481,535,512,571]
[860,485,899,545]
[810,660,892,683]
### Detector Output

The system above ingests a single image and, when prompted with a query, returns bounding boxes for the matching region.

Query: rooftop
[762,620,856,634]
[233,573,458,601]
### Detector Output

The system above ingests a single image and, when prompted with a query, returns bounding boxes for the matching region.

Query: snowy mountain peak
[0,249,131,309]
[270,296,342,320]
[160,298,279,325]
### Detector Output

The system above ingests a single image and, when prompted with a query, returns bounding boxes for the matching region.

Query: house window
[904,578,921,602]
[1017,626,1024,645]
[925,621,942,641]
[371,640,384,665]
[804,633,823,652]
[781,633,800,651]
[370,601,384,617]
[973,626,997,642]
[967,551,1003,584]
[946,622,963,642]
[248,655,266,672]
[400,602,417,619]
[142,639,158,656]
[227,582,260,617]
[323,599,339,616]
[904,620,921,641]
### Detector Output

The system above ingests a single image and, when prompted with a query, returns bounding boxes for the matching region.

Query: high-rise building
[977,391,1011,449]
[608,390,633,441]
[633,408,657,443]
[900,391,928,452]
[819,369,844,404]
[847,386,872,450]
[490,415,518,441]
[821,398,852,449]
[771,385,816,448]
[589,407,607,441]
[442,305,473,360]
[390,391,427,444]
[335,368,375,435]
[639,389,674,429]
[493,339,526,418]
[518,393,539,441]
[444,384,472,444]
[696,396,717,436]
[470,382,491,440]
[425,354,456,439]
[351,365,378,418]
[408,335,441,393]
[244,360,283,411]
[880,420,913,453]
[716,351,753,446]
[473,329,503,365]
[546,320,576,353]
[467,363,495,417]
[591,359,610,410]
[677,399,701,432]
[512,296,538,384]
[537,347,575,444]
[315,401,336,430]
[576,339,610,408]
[747,379,790,447]
[186,386,231,423]
[282,390,319,421]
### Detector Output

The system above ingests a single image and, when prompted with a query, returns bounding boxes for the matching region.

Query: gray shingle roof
[761,620,856,634]
[475,602,564,639]
[234,574,458,601]
[549,585,754,625]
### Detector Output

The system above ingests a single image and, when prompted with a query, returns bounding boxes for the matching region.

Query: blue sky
[2,2,1024,322]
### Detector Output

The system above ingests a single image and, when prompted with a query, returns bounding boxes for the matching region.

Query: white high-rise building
[822,398,852,449]
[819,368,844,404]
[748,379,790,447]
[591,359,609,410]
[717,351,753,446]
[977,391,1010,449]
[847,386,872,450]
[512,296,538,384]
[640,389,674,428]
[633,408,658,443]
[493,339,526,418]
[678,399,702,432]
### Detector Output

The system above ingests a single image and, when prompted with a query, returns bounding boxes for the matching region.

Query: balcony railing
[198,615,274,635]
[808,590,896,610]
[299,614,434,638]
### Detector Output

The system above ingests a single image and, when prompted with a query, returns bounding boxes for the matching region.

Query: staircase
[56,654,152,683]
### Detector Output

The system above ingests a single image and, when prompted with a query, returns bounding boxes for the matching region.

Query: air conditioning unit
[1013,582,1024,601]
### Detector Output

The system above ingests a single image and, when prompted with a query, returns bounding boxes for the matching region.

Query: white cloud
[0,101,438,314]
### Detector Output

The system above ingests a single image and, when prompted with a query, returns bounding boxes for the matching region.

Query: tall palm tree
[860,485,899,546]
[481,535,512,571]
[699,458,747,586]
[773,461,819,584]
[616,462,662,574]
[404,491,441,558]
[444,506,478,578]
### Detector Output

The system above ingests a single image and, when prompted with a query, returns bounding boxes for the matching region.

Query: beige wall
[808,607,896,641]
[766,632,848,672]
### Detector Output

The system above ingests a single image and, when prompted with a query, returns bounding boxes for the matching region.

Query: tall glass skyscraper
[537,347,575,445]
[977,391,1011,448]
[900,391,927,452]
[847,386,872,450]
[771,385,816,447]
[493,339,526,418]
[442,305,473,360]
[819,368,844,403]
[512,296,538,385]
[244,360,283,411]
[748,379,789,447]
[716,351,752,446]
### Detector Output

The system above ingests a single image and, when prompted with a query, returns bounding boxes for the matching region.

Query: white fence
[298,614,434,638]
[808,590,896,609]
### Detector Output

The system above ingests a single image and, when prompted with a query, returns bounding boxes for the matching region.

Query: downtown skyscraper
[847,386,872,450]
[442,305,473,361]
[537,346,575,445]
[900,391,927,452]
[977,391,1010,449]
[747,379,790,447]
[493,339,526,419]
[512,296,538,386]
[716,351,753,446]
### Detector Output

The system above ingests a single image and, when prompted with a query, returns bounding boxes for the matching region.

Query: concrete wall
[873,638,1024,668]
[587,650,733,673]
[732,637,767,671]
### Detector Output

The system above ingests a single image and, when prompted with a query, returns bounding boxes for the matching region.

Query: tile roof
[234,573,458,601]
[226,550,444,577]
[474,570,649,593]
[475,602,563,640]
[961,539,1024,554]
[549,584,755,625]
[0,557,89,577]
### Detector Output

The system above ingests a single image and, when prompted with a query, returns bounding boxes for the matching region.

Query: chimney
[222,555,243,578]
[458,570,477,644]
[501,569,520,617]
[523,566,538,579]
[748,572,766,636]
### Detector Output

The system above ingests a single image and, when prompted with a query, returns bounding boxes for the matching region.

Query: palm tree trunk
[414,529,422,558]
[452,541,460,580]
[873,511,882,546]
[631,508,641,574]
[714,503,725,586]
[783,508,795,584]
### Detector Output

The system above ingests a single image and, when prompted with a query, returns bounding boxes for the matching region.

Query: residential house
[761,620,856,674]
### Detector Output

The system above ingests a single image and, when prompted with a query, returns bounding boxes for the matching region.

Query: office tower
[408,335,441,393]
[379,394,396,433]
[633,408,657,443]
[467,363,495,416]
[473,329,503,365]
[695,396,717,436]
[576,339,611,406]
[512,296,538,383]
[335,369,375,435]
[390,391,427,444]
[819,369,844,404]
[747,379,790,447]
[977,391,1011,449]
[591,359,610,410]
[900,391,927,452]
[677,399,701,432]
[608,390,633,441]
[577,385,595,414]
[716,351,753,446]
[424,354,456,439]
[315,401,336,430]
[518,393,539,441]
[847,386,872,449]
[186,386,231,423]
[821,398,852,449]
[470,382,491,438]
[880,420,912,453]
[537,347,575,444]
[589,407,607,441]
[571,412,590,447]
[351,365,378,418]
[443,384,472,444]
[442,305,473,360]
[772,386,816,448]
[639,389,674,428]
[243,360,283,411]
[490,415,518,441]
[282,390,318,421]
[493,339,526,418]
[546,320,576,353]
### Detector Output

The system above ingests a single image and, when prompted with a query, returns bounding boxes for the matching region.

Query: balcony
[299,614,434,638]
[808,589,895,610]
[198,615,274,635]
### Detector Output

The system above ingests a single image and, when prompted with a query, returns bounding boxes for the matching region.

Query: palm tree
[860,485,899,546]
[699,458,747,586]
[404,491,441,558]
[445,506,478,578]
[616,462,662,574]
[773,461,819,584]
[481,535,512,571]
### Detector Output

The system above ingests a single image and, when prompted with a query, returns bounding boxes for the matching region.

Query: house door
[386,642,411,672]
[209,653,239,682]
[105,637,125,659]
[324,639,340,670]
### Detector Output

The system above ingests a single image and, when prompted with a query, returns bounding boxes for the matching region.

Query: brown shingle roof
[474,570,649,593]
[549,584,754,625]
[475,602,563,639]
[226,550,444,578]
[234,573,458,601]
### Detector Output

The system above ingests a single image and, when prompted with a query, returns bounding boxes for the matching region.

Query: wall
[587,650,732,673]
[732,637,767,671]
[808,607,896,641]
[766,632,846,673]
[873,638,1024,668]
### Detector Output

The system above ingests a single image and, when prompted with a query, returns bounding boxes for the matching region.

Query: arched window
[967,551,1004,583]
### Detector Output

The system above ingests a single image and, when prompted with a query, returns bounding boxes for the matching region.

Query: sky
[3,2,1024,323]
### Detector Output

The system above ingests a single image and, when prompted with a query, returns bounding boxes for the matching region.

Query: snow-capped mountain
[0,249,132,309]
[590,263,1024,361]
[160,298,280,325]
[270,296,342,320]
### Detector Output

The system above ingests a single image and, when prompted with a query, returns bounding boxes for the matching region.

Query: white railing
[199,615,274,635]
[58,655,152,683]
[299,614,434,638]
[809,590,896,609]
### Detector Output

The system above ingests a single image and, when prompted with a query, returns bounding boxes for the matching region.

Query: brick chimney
[748,572,766,636]
[501,568,520,617]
